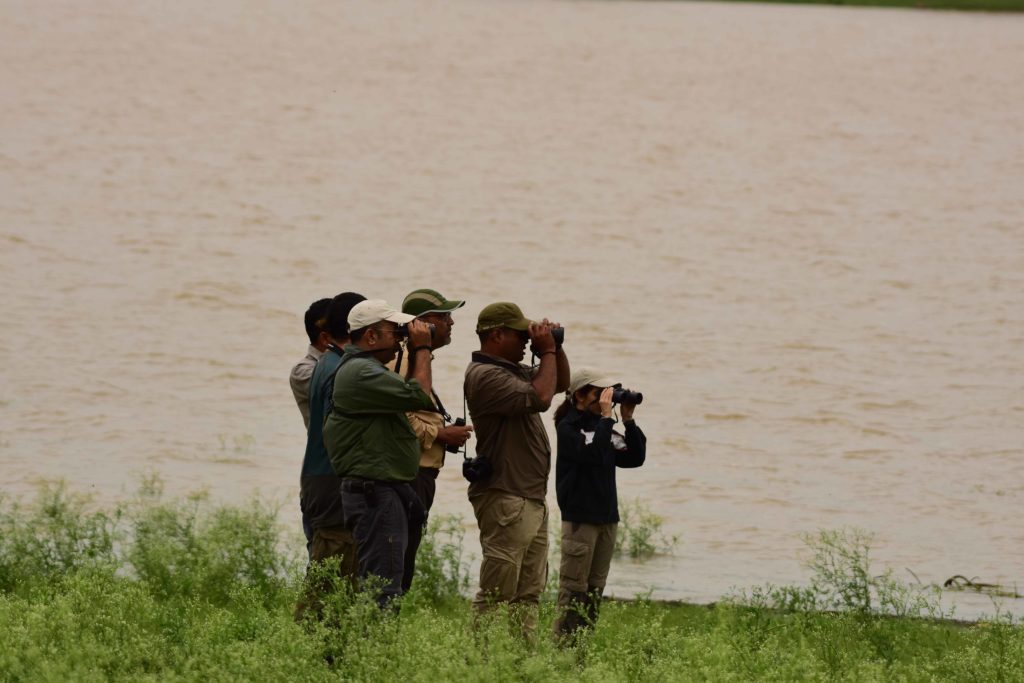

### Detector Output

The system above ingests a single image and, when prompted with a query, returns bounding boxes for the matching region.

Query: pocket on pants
[560,538,591,588]
[496,496,526,527]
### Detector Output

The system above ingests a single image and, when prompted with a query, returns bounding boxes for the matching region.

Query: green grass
[1,482,1021,681]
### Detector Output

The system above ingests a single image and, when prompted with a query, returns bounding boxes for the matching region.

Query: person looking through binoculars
[552,367,646,641]
[464,302,570,638]
[389,288,474,593]
[323,299,437,608]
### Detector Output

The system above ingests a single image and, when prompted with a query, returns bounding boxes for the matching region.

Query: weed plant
[1,484,1021,681]
[615,497,679,558]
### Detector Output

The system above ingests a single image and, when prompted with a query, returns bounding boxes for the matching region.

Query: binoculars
[446,418,466,454]
[611,388,643,405]
[394,322,436,343]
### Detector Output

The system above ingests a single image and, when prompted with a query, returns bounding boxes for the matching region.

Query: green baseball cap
[476,301,533,333]
[401,288,466,317]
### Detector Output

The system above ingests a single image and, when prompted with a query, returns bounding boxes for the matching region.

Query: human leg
[402,467,438,593]
[554,521,599,639]
[470,491,545,615]
[294,525,359,621]
[342,482,408,608]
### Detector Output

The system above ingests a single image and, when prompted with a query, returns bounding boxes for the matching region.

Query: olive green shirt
[323,345,435,482]
[464,351,550,501]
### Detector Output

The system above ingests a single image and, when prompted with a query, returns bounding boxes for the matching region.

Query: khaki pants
[554,521,617,637]
[470,490,548,635]
[295,525,359,621]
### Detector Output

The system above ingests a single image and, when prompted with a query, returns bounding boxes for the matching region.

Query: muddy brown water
[2,0,1022,618]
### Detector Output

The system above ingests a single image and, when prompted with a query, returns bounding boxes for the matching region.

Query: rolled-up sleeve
[406,410,441,451]
[471,366,546,415]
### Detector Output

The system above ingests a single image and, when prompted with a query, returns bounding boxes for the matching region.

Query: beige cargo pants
[470,490,548,637]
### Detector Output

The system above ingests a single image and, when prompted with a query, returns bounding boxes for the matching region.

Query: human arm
[528,320,560,408]
[615,420,647,468]
[336,360,434,414]
[407,320,433,397]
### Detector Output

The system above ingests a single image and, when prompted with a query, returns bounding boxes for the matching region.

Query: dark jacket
[555,405,646,524]
[300,345,345,530]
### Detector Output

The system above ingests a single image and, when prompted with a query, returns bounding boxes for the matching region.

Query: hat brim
[415,299,466,316]
[382,311,415,325]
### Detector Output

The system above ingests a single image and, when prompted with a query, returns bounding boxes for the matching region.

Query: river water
[2,0,1022,618]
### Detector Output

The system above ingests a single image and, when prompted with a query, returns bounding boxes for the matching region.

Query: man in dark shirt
[464,302,569,637]
[295,291,365,620]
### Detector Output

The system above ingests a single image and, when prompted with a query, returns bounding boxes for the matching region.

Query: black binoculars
[611,387,643,405]
[446,418,466,454]
[394,322,436,343]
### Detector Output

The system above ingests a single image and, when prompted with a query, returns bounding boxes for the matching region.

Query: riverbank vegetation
[2,482,1021,681]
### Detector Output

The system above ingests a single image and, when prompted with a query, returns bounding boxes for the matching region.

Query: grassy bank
[1,482,1021,681]
[693,0,1024,11]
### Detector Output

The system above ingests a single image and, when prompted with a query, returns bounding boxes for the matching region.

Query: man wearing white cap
[322,299,436,607]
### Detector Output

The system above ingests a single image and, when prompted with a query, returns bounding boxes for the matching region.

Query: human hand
[528,319,556,355]
[407,320,433,348]
[599,387,614,418]
[437,423,473,447]
[620,401,636,422]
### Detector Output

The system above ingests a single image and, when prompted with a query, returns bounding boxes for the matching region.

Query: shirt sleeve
[341,360,435,413]
[615,421,647,468]
[406,410,441,451]
[468,365,546,416]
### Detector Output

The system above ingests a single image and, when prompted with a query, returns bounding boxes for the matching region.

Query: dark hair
[349,325,370,343]
[324,292,366,341]
[553,395,573,425]
[304,298,332,344]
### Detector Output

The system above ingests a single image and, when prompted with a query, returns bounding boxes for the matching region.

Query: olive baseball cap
[476,301,533,333]
[568,367,619,395]
[402,288,466,317]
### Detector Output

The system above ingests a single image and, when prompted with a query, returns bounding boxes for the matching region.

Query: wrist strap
[411,345,432,353]
[538,350,556,357]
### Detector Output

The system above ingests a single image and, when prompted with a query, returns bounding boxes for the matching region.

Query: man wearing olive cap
[390,288,474,593]
[323,299,436,607]
[464,301,570,637]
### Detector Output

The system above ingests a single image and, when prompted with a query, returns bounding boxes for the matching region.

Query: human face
[576,386,602,414]
[368,322,404,361]
[420,311,453,348]
[499,326,529,363]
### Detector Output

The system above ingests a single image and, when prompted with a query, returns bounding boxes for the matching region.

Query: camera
[611,387,643,405]
[445,418,466,454]
[462,454,493,483]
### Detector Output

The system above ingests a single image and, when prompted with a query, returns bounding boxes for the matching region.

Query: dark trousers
[341,480,408,608]
[401,466,439,593]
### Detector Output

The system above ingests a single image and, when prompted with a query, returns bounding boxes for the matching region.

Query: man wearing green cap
[464,302,570,637]
[391,288,474,593]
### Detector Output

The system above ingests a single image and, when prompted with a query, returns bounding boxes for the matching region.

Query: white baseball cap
[567,367,619,395]
[347,299,415,331]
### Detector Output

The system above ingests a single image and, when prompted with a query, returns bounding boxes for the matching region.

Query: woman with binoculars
[552,367,647,641]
